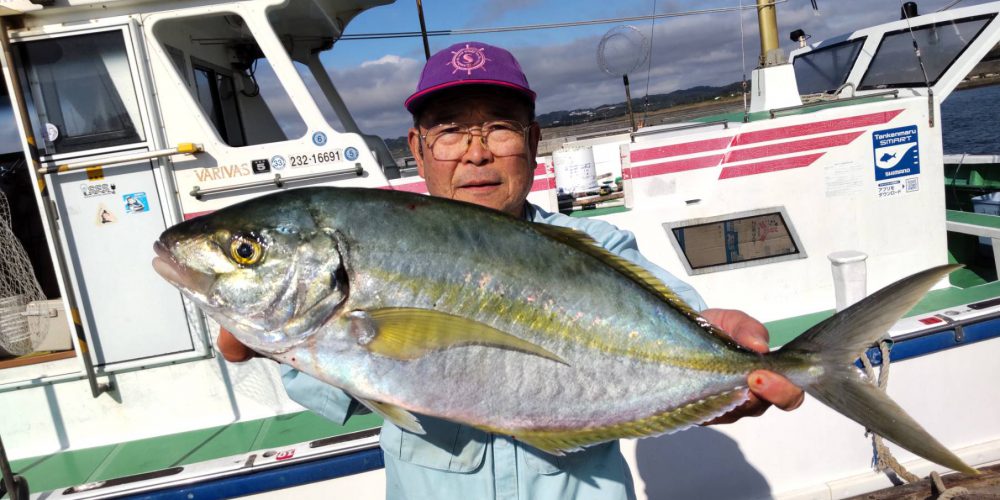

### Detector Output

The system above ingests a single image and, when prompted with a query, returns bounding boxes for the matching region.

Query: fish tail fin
[776,264,978,475]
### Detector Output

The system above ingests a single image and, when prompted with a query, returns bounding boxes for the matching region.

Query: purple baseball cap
[404,41,536,113]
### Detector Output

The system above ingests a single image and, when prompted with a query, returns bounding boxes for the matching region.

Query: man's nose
[462,130,493,165]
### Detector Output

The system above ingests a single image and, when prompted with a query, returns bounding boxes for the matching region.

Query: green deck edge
[568,205,629,218]
[693,95,895,124]
[765,280,1000,347]
[11,411,382,494]
[946,209,1000,228]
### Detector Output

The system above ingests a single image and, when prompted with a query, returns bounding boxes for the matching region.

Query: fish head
[152,196,347,355]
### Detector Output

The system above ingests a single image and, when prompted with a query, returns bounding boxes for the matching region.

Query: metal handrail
[190,163,365,199]
[37,143,203,175]
[631,119,730,139]
[769,90,900,118]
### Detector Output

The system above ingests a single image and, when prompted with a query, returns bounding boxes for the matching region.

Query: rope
[931,471,971,499]
[860,341,922,484]
[860,342,972,499]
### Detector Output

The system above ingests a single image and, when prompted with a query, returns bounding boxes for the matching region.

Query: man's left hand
[700,308,805,425]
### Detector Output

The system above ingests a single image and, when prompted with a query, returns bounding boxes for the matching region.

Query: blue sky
[311,0,996,138]
[0,0,995,152]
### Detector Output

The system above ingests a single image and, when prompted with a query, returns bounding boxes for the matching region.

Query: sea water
[942,84,1000,154]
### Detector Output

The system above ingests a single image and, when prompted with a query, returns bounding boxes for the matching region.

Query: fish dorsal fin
[532,224,738,348]
[355,397,425,434]
[362,308,568,364]
[500,388,748,455]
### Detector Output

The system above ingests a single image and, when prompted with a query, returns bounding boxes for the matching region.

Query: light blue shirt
[280,203,706,500]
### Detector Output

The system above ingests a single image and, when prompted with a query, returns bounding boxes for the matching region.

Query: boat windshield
[860,14,996,90]
[793,38,866,95]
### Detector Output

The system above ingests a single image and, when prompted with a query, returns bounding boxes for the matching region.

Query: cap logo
[449,44,489,75]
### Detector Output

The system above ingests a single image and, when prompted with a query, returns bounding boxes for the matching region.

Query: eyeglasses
[421,120,529,161]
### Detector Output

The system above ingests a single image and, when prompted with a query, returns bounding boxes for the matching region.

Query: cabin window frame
[190,57,248,148]
[792,37,867,95]
[664,207,807,276]
[12,25,152,162]
[858,14,998,91]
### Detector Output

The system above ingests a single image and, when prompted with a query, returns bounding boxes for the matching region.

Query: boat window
[15,30,145,156]
[153,13,308,146]
[860,14,996,90]
[192,61,246,147]
[665,208,805,275]
[793,38,866,95]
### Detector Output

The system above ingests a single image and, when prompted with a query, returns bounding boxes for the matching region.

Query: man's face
[407,88,540,217]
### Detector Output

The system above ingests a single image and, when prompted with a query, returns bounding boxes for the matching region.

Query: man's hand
[700,308,805,425]
[217,328,257,362]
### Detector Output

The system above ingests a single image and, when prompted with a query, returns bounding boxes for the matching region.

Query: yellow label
[86,166,104,181]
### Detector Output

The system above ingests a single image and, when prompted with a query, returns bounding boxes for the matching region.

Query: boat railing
[769,90,900,118]
[631,119,731,139]
[36,143,203,175]
[189,165,366,200]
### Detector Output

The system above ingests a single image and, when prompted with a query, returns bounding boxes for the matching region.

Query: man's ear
[407,127,426,178]
[528,122,541,160]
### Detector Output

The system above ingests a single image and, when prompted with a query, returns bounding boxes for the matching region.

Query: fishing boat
[0,0,998,498]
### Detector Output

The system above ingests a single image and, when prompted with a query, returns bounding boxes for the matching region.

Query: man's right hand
[217,328,257,362]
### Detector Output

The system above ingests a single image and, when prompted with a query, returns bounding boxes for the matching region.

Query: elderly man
[219,41,803,499]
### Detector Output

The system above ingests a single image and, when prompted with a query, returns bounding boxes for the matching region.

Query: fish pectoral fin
[362,308,567,364]
[504,388,749,454]
[356,398,425,434]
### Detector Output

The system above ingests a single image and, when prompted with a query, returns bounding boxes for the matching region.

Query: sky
[0,0,994,153]
[312,0,996,139]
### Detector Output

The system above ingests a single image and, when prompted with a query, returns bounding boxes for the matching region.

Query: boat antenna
[416,0,431,60]
[899,0,935,127]
[738,0,750,122]
[642,0,658,127]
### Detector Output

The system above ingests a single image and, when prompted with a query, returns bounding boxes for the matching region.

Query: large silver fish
[153,186,976,474]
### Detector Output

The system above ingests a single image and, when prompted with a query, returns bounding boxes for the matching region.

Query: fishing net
[0,190,46,358]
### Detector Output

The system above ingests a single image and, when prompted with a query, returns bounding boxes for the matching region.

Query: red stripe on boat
[625,154,726,179]
[630,137,734,163]
[530,177,553,192]
[386,181,428,193]
[718,153,825,179]
[724,131,864,164]
[183,210,213,220]
[732,110,904,147]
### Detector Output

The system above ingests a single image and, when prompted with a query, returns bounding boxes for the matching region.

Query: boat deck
[11,411,381,496]
[845,462,1000,499]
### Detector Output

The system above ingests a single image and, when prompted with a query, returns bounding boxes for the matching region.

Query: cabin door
[14,24,203,368]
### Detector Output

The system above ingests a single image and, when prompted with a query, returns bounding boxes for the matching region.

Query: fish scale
[153,186,978,471]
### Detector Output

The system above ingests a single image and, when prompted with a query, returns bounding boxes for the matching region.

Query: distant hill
[384,81,745,160]
[535,81,743,128]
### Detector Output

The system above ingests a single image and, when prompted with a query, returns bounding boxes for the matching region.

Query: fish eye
[229,234,264,267]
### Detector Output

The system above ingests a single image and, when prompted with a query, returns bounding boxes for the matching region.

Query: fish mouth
[152,240,215,297]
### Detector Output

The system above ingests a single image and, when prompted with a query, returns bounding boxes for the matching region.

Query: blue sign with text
[872,125,919,181]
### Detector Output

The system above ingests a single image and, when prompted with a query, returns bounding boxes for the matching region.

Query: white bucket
[0,294,32,357]
[552,147,599,195]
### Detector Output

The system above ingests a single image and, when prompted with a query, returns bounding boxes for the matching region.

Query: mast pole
[756,0,782,66]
